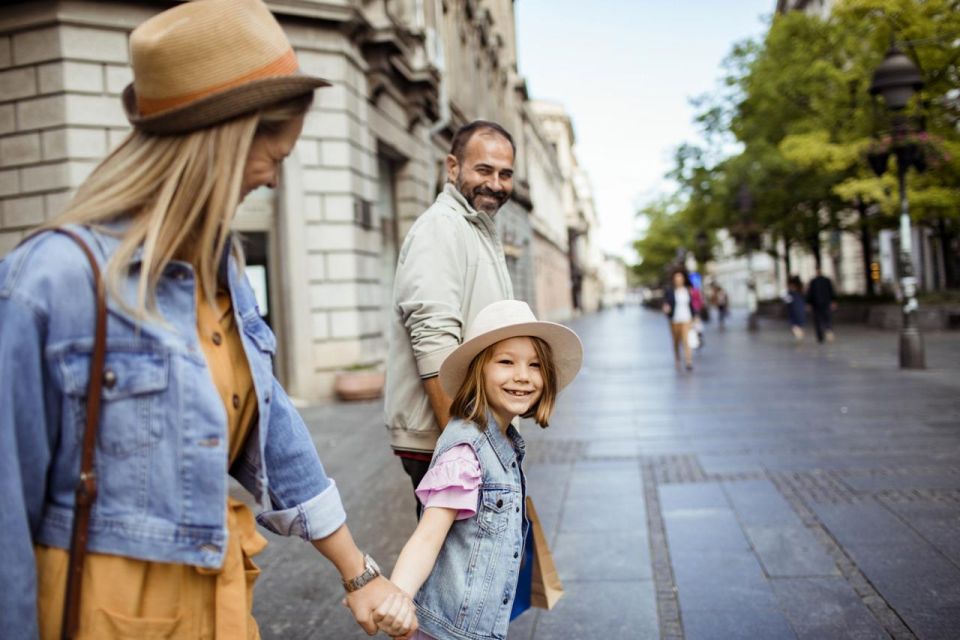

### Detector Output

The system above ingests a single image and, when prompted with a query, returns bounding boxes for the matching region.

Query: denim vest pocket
[242,313,276,355]
[60,348,169,458]
[478,488,514,535]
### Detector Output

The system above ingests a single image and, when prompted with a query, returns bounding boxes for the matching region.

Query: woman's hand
[373,591,418,639]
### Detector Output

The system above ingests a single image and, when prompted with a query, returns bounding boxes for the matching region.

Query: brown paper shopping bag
[526,496,564,610]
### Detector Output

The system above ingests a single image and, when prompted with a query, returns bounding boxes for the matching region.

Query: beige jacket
[385,184,514,453]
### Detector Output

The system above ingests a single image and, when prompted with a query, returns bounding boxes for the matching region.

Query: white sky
[516,0,773,261]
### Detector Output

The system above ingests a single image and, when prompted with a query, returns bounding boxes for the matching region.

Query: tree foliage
[633,0,960,283]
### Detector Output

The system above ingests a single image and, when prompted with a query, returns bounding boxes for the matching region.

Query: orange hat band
[136,48,299,116]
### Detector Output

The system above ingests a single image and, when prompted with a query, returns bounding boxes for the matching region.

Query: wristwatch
[342,553,381,593]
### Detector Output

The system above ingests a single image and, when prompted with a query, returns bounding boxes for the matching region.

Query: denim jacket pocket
[59,347,169,458]
[242,313,276,355]
[477,488,514,535]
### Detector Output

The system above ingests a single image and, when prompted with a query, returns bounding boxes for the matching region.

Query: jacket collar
[82,221,232,286]
[482,413,525,472]
[440,183,499,232]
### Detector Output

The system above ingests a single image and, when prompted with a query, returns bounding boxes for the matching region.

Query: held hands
[373,591,419,639]
[343,576,417,637]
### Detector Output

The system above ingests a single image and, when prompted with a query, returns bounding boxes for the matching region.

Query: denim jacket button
[511,461,516,468]
[496,499,503,508]
[502,597,509,605]
[200,543,220,553]
[513,552,519,559]
[199,437,220,447]
[102,369,117,389]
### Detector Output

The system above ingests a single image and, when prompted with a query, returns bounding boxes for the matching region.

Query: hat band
[136,48,299,116]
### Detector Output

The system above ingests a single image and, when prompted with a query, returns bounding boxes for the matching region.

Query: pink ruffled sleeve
[415,444,481,520]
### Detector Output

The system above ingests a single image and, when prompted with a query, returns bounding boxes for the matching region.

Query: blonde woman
[0,1,415,638]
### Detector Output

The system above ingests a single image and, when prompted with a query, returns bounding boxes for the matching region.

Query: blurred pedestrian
[806,268,837,343]
[663,269,696,370]
[785,275,807,340]
[386,121,515,518]
[377,300,582,640]
[0,2,414,638]
[711,282,729,329]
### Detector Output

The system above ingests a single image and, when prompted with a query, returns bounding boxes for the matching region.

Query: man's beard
[457,177,508,215]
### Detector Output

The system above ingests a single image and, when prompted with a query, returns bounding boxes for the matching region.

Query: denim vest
[415,417,528,640]
[0,224,346,639]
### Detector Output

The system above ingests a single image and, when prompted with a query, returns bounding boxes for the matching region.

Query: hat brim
[439,321,584,398]
[123,74,330,135]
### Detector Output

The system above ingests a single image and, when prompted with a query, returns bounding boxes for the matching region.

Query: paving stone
[672,549,779,611]
[558,493,646,533]
[551,530,651,581]
[659,481,730,513]
[724,479,803,526]
[744,525,839,577]
[771,577,893,640]
[663,508,750,551]
[683,607,797,640]
[810,501,923,545]
[531,580,658,640]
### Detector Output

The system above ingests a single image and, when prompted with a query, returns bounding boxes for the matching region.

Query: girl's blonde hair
[449,336,558,429]
[44,93,313,320]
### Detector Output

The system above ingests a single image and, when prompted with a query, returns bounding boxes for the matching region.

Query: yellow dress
[36,280,266,640]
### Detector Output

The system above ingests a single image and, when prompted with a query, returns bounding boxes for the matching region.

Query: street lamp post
[869,46,926,369]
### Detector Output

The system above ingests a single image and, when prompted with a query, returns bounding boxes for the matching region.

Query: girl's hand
[373,591,418,639]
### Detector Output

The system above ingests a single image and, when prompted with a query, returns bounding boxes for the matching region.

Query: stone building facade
[529,100,603,314]
[0,0,597,399]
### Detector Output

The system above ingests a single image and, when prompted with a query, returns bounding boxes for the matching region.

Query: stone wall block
[309,281,358,309]
[306,221,355,251]
[61,26,128,63]
[296,51,348,83]
[319,140,351,168]
[42,127,107,161]
[13,27,62,65]
[303,110,351,139]
[302,167,352,194]
[0,168,19,196]
[64,94,126,128]
[0,67,37,101]
[306,253,326,280]
[44,190,71,219]
[20,162,68,193]
[105,65,132,95]
[17,95,65,131]
[0,36,11,69]
[310,312,330,341]
[1,194,44,227]
[311,339,361,371]
[296,139,320,166]
[323,194,354,222]
[0,104,14,135]
[0,229,22,255]
[0,132,41,167]
[303,194,323,221]
[38,61,104,94]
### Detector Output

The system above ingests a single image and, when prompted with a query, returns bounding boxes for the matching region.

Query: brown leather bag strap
[46,228,108,640]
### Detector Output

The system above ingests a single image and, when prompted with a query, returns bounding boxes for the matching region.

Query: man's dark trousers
[812,305,833,343]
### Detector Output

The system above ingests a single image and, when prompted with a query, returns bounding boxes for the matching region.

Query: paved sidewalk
[252,307,960,639]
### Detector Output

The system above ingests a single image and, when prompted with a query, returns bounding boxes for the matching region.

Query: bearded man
[384,121,516,515]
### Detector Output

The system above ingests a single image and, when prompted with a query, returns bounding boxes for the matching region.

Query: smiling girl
[373,300,583,640]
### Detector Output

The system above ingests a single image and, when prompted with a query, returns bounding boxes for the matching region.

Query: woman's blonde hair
[449,336,559,429]
[44,93,313,320]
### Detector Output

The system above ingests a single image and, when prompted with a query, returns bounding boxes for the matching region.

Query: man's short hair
[449,120,515,162]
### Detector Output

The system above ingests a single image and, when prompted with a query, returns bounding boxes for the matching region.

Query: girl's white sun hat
[439,300,584,397]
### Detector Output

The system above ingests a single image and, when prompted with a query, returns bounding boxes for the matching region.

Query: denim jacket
[0,225,346,638]
[415,417,528,640]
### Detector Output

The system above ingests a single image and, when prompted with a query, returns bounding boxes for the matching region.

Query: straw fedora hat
[123,0,329,134]
[439,300,584,397]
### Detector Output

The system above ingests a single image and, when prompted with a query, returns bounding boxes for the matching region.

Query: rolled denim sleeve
[256,377,347,540]
[395,213,466,377]
[0,292,53,639]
